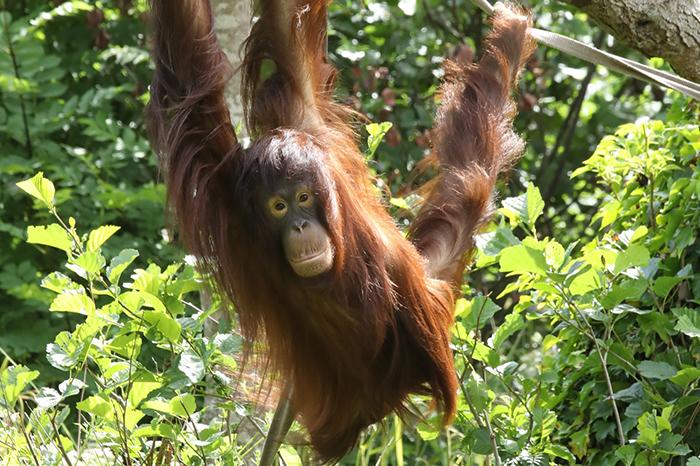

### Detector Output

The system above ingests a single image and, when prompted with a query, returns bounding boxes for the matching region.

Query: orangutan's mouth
[288,244,334,277]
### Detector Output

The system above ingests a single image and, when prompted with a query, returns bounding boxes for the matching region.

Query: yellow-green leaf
[72,251,106,275]
[27,224,72,253]
[16,172,55,207]
[50,290,95,315]
[87,225,121,251]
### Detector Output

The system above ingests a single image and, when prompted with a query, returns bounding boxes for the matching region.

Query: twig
[259,383,295,466]
[1,13,33,157]
[541,62,596,204]
[482,411,502,466]
[422,0,463,41]
[18,399,41,466]
[555,284,626,446]
[49,411,73,466]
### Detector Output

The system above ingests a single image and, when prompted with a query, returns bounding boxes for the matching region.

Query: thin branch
[259,383,295,466]
[541,62,596,204]
[18,399,41,466]
[1,13,33,157]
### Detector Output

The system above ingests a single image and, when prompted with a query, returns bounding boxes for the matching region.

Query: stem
[49,411,73,466]
[482,412,502,466]
[1,13,33,157]
[641,124,657,232]
[595,342,626,446]
[18,399,41,466]
[556,284,626,446]
[259,383,295,466]
[394,415,404,466]
[542,62,596,204]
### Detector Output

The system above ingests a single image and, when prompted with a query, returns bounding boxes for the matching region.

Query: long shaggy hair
[147,0,534,460]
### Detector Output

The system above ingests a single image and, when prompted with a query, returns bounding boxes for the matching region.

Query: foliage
[1,0,699,465]
[0,0,178,375]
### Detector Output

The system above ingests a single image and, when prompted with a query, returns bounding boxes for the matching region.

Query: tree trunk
[559,0,700,82]
[213,0,251,133]
[203,1,260,464]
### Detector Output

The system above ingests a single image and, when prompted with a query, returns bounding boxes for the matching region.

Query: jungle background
[1,0,699,465]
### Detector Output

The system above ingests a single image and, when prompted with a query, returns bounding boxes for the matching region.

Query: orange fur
[147,0,534,461]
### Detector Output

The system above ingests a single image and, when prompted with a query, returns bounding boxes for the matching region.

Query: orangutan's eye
[268,197,288,218]
[297,190,313,207]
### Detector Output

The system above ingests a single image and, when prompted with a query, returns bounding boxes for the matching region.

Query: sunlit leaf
[87,225,121,251]
[27,224,72,252]
[16,172,55,207]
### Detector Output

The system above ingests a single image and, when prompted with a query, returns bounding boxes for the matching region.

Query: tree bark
[213,0,251,134]
[559,0,700,82]
[203,1,259,464]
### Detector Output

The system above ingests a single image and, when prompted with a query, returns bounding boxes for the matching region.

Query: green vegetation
[1,1,698,464]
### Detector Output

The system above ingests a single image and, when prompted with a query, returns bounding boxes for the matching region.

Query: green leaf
[499,243,547,276]
[143,310,181,342]
[673,308,700,338]
[132,423,176,439]
[545,444,575,463]
[27,224,73,252]
[50,290,95,315]
[71,251,106,275]
[637,410,672,447]
[652,276,682,298]
[415,416,441,441]
[629,225,649,243]
[614,244,650,274]
[129,379,162,407]
[107,333,142,358]
[365,121,393,159]
[469,427,492,455]
[568,268,602,296]
[1,366,40,408]
[491,313,524,349]
[46,336,83,371]
[170,394,196,418]
[615,444,636,466]
[471,340,499,367]
[500,193,526,226]
[475,227,519,257]
[77,395,113,419]
[87,225,121,251]
[389,197,410,210]
[459,296,500,331]
[542,335,560,352]
[600,279,647,309]
[35,388,62,409]
[16,172,55,207]
[178,349,205,384]
[59,378,86,399]
[107,249,139,284]
[499,183,544,229]
[41,272,75,294]
[638,361,677,380]
[544,240,565,269]
[526,182,545,228]
[669,367,700,387]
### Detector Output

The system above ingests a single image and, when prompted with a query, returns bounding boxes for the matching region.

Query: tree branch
[558,0,700,82]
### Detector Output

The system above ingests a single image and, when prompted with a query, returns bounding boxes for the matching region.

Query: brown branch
[558,0,700,82]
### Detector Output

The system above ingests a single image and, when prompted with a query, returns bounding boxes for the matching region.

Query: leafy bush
[0,1,177,374]
[2,1,699,465]
[440,104,700,465]
[5,102,699,465]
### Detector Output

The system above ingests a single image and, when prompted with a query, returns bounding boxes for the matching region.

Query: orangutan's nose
[293,219,309,233]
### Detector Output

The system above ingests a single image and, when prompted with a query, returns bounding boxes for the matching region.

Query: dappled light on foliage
[1,0,699,464]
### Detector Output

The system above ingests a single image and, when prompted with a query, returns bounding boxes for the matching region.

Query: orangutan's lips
[288,245,334,277]
[291,249,325,264]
